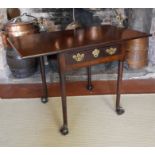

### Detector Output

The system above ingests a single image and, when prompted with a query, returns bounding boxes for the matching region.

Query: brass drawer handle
[73,53,85,62]
[92,49,100,58]
[105,47,117,55]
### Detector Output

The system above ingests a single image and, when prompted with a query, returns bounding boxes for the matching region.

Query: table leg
[86,66,93,91]
[116,60,125,115]
[39,56,48,103]
[58,59,69,135]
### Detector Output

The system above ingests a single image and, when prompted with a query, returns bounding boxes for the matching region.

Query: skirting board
[0,79,155,99]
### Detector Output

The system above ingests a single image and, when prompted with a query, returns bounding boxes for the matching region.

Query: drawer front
[64,45,120,65]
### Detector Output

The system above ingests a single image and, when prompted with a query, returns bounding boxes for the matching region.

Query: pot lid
[7,13,37,25]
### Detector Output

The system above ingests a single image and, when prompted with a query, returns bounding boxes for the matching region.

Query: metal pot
[5,14,38,36]
[2,13,39,78]
[3,13,39,48]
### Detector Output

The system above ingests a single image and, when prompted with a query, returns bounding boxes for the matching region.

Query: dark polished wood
[58,53,68,135]
[86,66,93,91]
[7,25,151,59]
[39,56,48,103]
[116,61,125,115]
[7,25,152,135]
[56,42,126,134]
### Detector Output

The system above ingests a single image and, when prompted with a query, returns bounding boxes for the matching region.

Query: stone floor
[1,59,155,84]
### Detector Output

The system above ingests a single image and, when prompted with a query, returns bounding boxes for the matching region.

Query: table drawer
[64,45,121,65]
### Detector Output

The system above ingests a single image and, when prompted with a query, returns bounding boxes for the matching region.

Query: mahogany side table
[8,25,151,135]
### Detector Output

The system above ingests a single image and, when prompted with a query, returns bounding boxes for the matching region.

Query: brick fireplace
[0,8,155,84]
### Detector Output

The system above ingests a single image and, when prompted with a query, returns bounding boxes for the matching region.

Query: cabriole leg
[39,56,48,103]
[58,55,69,135]
[116,60,125,115]
[86,66,93,91]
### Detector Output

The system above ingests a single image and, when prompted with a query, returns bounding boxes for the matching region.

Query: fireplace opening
[0,8,155,84]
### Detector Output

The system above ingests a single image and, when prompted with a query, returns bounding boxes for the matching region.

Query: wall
[20,8,126,29]
[0,8,155,80]
[149,8,155,65]
[0,8,10,79]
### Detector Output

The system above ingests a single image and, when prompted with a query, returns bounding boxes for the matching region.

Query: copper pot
[5,21,38,37]
[1,13,39,78]
[2,13,39,48]
[126,38,148,69]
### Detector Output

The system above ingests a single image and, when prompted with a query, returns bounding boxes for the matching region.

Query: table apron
[68,54,124,71]
[58,44,127,71]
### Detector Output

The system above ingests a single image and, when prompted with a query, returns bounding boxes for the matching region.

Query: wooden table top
[8,25,152,59]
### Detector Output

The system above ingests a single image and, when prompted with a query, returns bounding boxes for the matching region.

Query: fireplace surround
[0,8,155,83]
